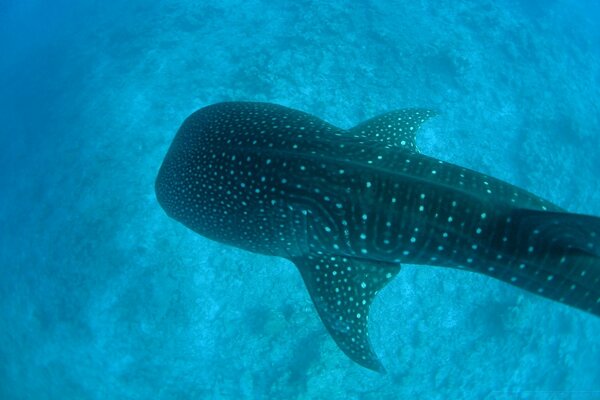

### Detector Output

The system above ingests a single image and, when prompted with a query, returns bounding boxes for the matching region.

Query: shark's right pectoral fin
[348,108,436,151]
[291,254,400,373]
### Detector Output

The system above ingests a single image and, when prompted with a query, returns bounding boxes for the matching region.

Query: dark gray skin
[156,102,600,372]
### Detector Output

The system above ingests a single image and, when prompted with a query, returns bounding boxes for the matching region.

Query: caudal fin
[504,209,600,317]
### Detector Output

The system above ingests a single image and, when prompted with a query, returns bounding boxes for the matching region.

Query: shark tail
[499,209,600,317]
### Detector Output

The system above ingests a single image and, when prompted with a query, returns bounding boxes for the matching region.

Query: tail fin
[502,209,600,317]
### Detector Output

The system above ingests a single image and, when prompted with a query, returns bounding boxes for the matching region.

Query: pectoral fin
[348,108,436,151]
[291,254,400,372]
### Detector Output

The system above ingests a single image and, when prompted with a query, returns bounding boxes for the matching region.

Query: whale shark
[155,102,600,372]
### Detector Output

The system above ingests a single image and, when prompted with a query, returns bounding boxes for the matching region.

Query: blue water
[1,1,599,399]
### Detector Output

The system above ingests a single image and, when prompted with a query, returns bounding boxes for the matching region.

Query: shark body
[156,102,600,372]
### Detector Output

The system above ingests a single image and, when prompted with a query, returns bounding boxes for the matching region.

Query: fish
[155,101,600,373]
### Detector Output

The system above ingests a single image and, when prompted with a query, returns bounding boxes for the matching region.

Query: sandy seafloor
[1,1,599,399]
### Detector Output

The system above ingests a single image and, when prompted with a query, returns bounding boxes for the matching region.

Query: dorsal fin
[348,109,436,152]
[291,254,400,373]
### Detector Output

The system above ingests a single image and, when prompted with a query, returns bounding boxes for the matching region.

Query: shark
[155,101,600,372]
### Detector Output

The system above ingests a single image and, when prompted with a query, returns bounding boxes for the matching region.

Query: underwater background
[1,0,599,399]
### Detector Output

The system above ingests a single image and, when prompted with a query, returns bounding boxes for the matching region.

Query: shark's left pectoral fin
[291,254,400,373]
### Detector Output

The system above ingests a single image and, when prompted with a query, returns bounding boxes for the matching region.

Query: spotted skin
[156,102,600,373]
